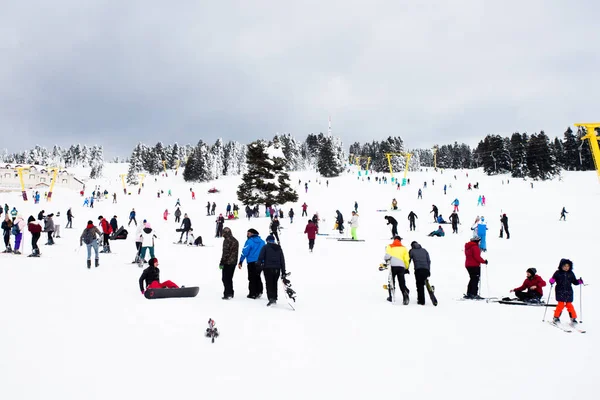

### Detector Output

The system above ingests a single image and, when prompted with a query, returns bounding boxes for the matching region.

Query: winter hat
[266,235,275,243]
[149,258,158,267]
[526,268,537,276]
[393,235,403,241]
[471,235,481,241]
[480,217,485,222]
[145,223,151,229]
[558,258,573,270]
[27,216,35,223]
[247,228,259,235]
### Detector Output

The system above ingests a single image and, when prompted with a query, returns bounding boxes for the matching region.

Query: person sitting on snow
[139,257,179,294]
[428,225,445,237]
[508,268,546,302]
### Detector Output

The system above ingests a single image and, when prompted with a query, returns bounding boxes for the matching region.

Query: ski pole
[579,282,583,324]
[485,264,491,299]
[542,284,553,322]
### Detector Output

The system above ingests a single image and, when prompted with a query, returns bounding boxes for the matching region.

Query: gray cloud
[1,1,599,158]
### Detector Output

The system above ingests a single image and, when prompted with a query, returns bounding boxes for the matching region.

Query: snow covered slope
[0,164,597,400]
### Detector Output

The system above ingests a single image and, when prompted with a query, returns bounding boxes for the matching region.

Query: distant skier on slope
[384,215,398,238]
[560,207,568,221]
[408,211,418,231]
[430,205,438,222]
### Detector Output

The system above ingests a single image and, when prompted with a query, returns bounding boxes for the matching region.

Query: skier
[80,220,102,268]
[349,211,359,240]
[482,195,486,206]
[238,228,266,299]
[179,214,192,243]
[301,202,308,217]
[354,201,358,212]
[226,203,232,217]
[215,214,225,238]
[174,207,181,223]
[409,241,431,305]
[66,208,74,229]
[163,209,169,221]
[304,219,318,252]
[140,223,158,262]
[139,258,179,294]
[384,236,410,304]
[27,216,42,257]
[219,227,239,300]
[305,182,308,193]
[428,226,445,237]
[288,208,294,224]
[335,210,344,234]
[128,209,137,227]
[175,198,181,207]
[391,198,398,210]
[476,217,488,252]
[257,234,287,307]
[443,184,447,195]
[449,211,460,234]
[43,214,55,245]
[269,215,280,244]
[464,236,488,299]
[11,215,25,255]
[407,211,418,231]
[549,259,583,325]
[384,215,398,238]
[500,213,509,239]
[98,215,112,253]
[10,207,17,221]
[430,205,439,222]
[417,189,422,199]
[477,195,483,206]
[509,268,546,302]
[560,207,568,221]
[1,215,12,253]
[110,215,118,233]
[451,198,459,212]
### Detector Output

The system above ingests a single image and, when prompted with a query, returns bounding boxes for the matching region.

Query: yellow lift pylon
[46,167,59,201]
[354,156,372,170]
[15,167,31,201]
[574,123,600,183]
[384,152,412,186]
[119,174,127,194]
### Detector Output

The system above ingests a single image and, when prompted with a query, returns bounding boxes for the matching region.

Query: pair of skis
[546,321,586,333]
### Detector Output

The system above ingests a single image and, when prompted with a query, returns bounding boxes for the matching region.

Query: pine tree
[509,133,528,177]
[317,136,344,177]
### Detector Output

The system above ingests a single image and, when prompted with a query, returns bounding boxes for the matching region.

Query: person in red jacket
[510,268,546,302]
[464,236,488,299]
[98,216,113,254]
[304,219,318,252]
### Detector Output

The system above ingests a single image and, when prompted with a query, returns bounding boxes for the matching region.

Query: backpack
[11,223,20,235]
[82,228,95,245]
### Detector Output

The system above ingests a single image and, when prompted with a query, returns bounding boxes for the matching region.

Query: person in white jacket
[139,222,158,262]
[349,211,359,240]
[132,219,146,264]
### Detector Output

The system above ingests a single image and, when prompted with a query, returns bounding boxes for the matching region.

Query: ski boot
[95,258,99,268]
[552,317,560,324]
[402,291,410,305]
[13,250,21,255]
[571,318,578,326]
[267,300,277,307]
[87,260,91,269]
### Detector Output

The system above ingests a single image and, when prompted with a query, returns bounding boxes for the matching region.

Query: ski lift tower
[328,116,332,137]
[574,122,600,183]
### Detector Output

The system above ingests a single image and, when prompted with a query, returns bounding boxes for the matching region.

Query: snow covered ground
[0,163,597,400]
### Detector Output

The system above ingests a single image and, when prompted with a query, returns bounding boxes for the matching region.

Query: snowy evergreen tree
[223,141,247,176]
[509,133,528,178]
[210,139,225,178]
[317,136,344,177]
[89,146,104,179]
[183,141,213,182]
[127,144,144,184]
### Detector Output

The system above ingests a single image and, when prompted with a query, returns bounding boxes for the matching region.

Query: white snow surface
[1,164,598,400]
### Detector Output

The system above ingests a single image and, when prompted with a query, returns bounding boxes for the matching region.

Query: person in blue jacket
[477,217,488,252]
[451,198,459,212]
[238,228,266,299]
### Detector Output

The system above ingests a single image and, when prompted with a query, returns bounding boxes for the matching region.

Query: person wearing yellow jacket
[384,236,411,304]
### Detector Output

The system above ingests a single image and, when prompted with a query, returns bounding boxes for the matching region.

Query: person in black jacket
[550,258,582,324]
[407,211,418,231]
[430,205,438,222]
[139,257,179,294]
[110,216,118,233]
[409,241,431,305]
[219,227,239,299]
[449,211,460,234]
[1,215,12,253]
[179,214,192,243]
[500,214,509,239]
[270,216,281,244]
[384,215,398,238]
[335,210,344,234]
[174,207,182,224]
[66,208,74,228]
[257,235,286,306]
[215,214,225,238]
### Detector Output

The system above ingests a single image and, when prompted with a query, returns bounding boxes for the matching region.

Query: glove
[578,278,584,284]
[484,260,488,265]
[549,278,556,284]
[282,277,291,286]
[405,269,410,275]
[219,265,223,270]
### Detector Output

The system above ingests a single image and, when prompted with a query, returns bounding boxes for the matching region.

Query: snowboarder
[301,202,308,217]
[349,211,359,240]
[560,207,568,221]
[430,205,439,222]
[304,219,318,252]
[500,213,509,239]
[215,214,225,238]
[384,215,398,238]
[174,207,181,224]
[269,215,280,244]
[549,259,583,324]
[449,211,460,234]
[335,210,344,234]
[27,216,42,257]
[409,241,431,305]
[509,268,546,302]
[288,208,294,224]
[80,220,102,268]
[98,215,112,253]
[384,236,410,304]
[238,228,266,299]
[476,217,488,252]
[451,198,459,212]
[179,214,192,243]
[110,216,118,233]
[139,258,179,294]
[219,227,239,300]
[258,234,287,307]
[128,209,137,227]
[464,236,488,299]
[428,226,445,237]
[408,211,417,231]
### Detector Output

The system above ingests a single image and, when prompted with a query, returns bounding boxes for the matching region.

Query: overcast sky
[1,1,599,158]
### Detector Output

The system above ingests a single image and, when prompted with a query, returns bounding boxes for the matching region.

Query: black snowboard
[144,286,199,299]
[498,300,556,307]
[425,279,438,306]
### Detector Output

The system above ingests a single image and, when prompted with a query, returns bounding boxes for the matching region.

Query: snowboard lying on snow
[144,286,199,299]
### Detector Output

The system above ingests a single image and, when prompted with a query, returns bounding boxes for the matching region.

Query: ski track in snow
[0,165,597,400]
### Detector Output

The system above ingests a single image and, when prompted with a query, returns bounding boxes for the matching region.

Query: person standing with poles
[500,213,509,239]
[463,236,487,299]
[549,258,583,326]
